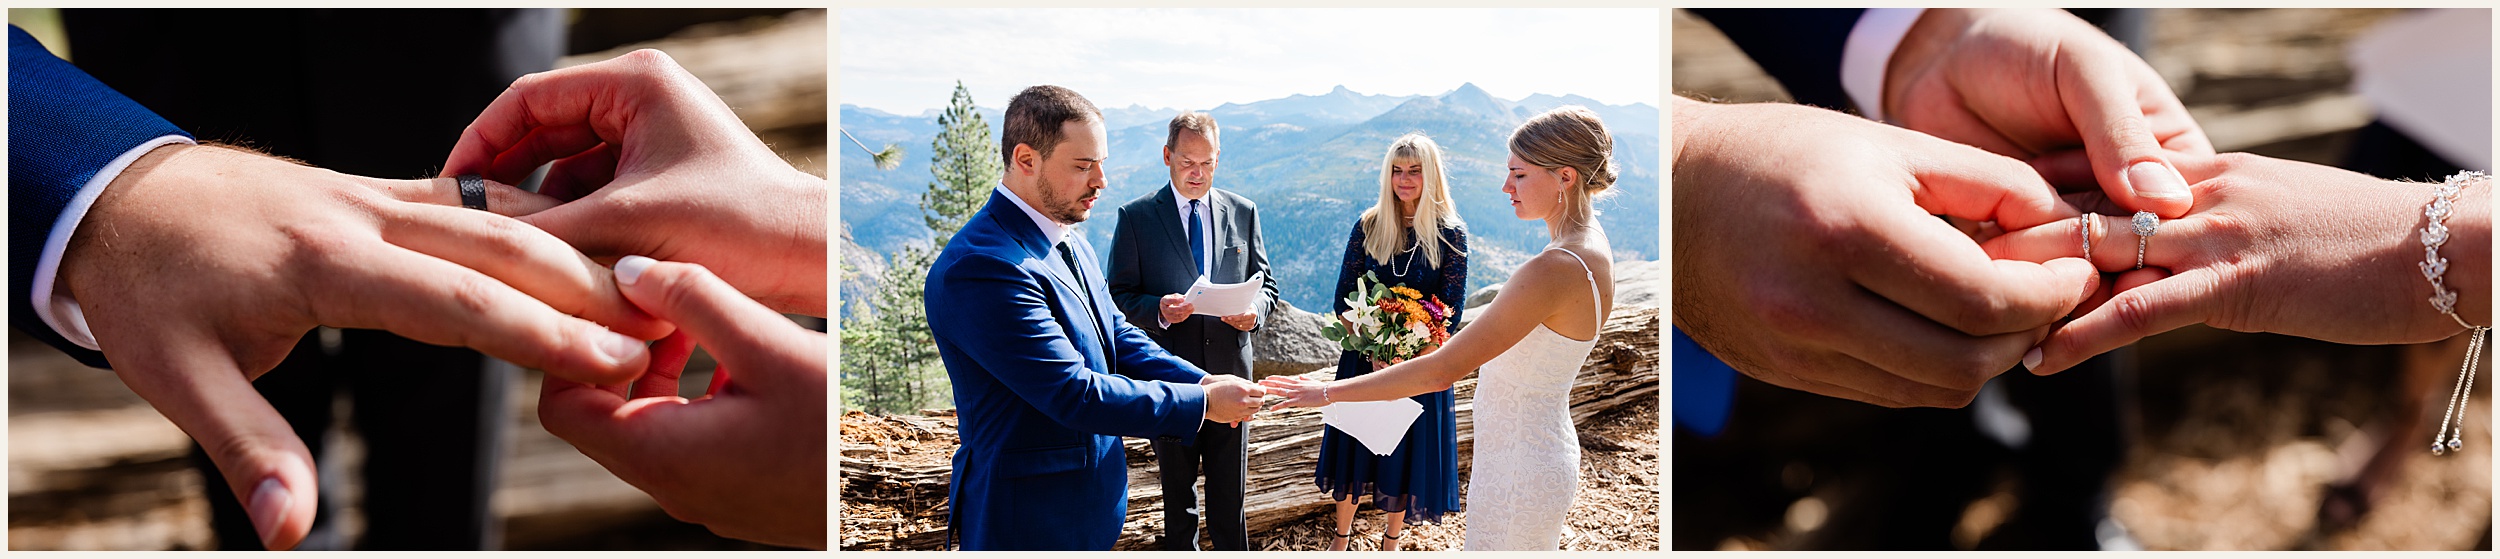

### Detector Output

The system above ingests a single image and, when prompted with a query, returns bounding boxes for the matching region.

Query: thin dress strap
[1550,248,1602,332]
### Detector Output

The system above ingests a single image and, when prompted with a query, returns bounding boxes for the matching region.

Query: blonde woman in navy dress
[1306,132,1467,551]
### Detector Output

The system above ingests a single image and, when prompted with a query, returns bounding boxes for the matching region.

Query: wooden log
[837,306,1659,550]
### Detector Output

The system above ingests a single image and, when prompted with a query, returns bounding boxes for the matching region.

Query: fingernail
[2127,160,2189,201]
[597,330,646,366]
[615,255,657,286]
[247,476,289,548]
[2022,347,2044,372]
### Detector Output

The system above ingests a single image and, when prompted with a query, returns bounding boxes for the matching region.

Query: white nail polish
[615,255,657,286]
[248,477,290,547]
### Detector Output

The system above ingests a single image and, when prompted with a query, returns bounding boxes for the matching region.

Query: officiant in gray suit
[1106,110,1278,550]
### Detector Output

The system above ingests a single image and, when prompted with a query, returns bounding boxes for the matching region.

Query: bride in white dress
[1264,106,1618,550]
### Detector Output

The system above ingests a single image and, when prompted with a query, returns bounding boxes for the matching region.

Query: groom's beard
[1037,173,1097,224]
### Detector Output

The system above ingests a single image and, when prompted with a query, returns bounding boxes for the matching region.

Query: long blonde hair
[1509,106,1618,227]
[1360,132,1464,268]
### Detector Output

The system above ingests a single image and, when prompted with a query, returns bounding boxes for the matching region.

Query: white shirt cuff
[34,135,195,351]
[1840,8,1928,123]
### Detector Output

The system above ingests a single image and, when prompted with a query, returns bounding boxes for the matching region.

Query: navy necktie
[1056,240,1112,372]
[1187,198,1207,274]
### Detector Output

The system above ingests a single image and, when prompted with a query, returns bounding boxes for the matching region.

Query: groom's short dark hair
[1001,85,1103,169]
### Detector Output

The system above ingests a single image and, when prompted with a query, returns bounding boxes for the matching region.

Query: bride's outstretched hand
[443,49,829,316]
[1985,153,2491,374]
[1260,374,1329,410]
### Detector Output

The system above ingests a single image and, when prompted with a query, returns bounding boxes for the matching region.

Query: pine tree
[922,80,1002,246]
[840,81,1001,415]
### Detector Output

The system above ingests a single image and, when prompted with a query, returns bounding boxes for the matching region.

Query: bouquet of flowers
[1320,271,1453,366]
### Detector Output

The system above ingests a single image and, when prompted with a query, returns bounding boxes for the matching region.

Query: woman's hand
[444,49,828,316]
[538,256,827,548]
[1260,374,1331,410]
[1985,153,2490,374]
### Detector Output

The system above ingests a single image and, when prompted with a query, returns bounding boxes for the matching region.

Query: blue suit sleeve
[8,25,192,369]
[1112,310,1205,385]
[1685,9,1868,112]
[930,253,1205,440]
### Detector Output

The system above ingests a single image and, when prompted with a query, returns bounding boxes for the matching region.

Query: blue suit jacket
[925,189,1210,550]
[8,25,190,369]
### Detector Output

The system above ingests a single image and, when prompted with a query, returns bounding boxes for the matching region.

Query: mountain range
[842,83,1658,314]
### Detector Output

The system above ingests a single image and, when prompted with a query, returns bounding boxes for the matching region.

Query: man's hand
[444,49,828,316]
[539,256,827,549]
[1671,98,2098,408]
[1201,375,1267,424]
[1159,294,1195,325]
[1885,8,2214,217]
[1220,312,1257,332]
[61,143,671,550]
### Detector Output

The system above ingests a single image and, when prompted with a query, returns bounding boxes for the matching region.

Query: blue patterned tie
[1187,198,1207,274]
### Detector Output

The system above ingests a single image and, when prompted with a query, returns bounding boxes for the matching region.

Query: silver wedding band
[2079,212,2097,262]
[2132,211,2159,270]
[457,174,488,211]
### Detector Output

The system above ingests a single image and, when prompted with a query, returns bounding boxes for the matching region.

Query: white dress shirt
[35,135,196,351]
[1162,184,1218,329]
[1839,8,1928,124]
[1171,184,1215,279]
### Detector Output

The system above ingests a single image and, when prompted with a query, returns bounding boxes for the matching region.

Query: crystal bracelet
[2422,171,2483,330]
[2424,170,2487,456]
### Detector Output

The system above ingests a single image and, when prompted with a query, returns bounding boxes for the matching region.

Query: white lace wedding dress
[1462,248,1604,551]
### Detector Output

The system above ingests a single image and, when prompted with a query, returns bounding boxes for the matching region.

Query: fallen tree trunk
[839,306,1658,550]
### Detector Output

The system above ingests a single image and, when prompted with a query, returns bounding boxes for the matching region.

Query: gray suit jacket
[1105,184,1278,379]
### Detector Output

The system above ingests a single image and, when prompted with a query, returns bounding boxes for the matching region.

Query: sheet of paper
[1182,271,1264,317]
[1322,398,1424,456]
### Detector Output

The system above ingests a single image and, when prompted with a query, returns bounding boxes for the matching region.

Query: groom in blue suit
[925,85,1269,550]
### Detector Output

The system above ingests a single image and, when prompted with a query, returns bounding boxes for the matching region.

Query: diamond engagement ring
[2132,211,2159,270]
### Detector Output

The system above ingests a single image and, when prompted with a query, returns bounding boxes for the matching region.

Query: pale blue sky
[840,8,1660,115]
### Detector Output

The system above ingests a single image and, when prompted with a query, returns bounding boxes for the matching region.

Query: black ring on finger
[458,174,488,211]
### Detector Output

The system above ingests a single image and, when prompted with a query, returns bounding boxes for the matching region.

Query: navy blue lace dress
[1313,219,1467,524]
